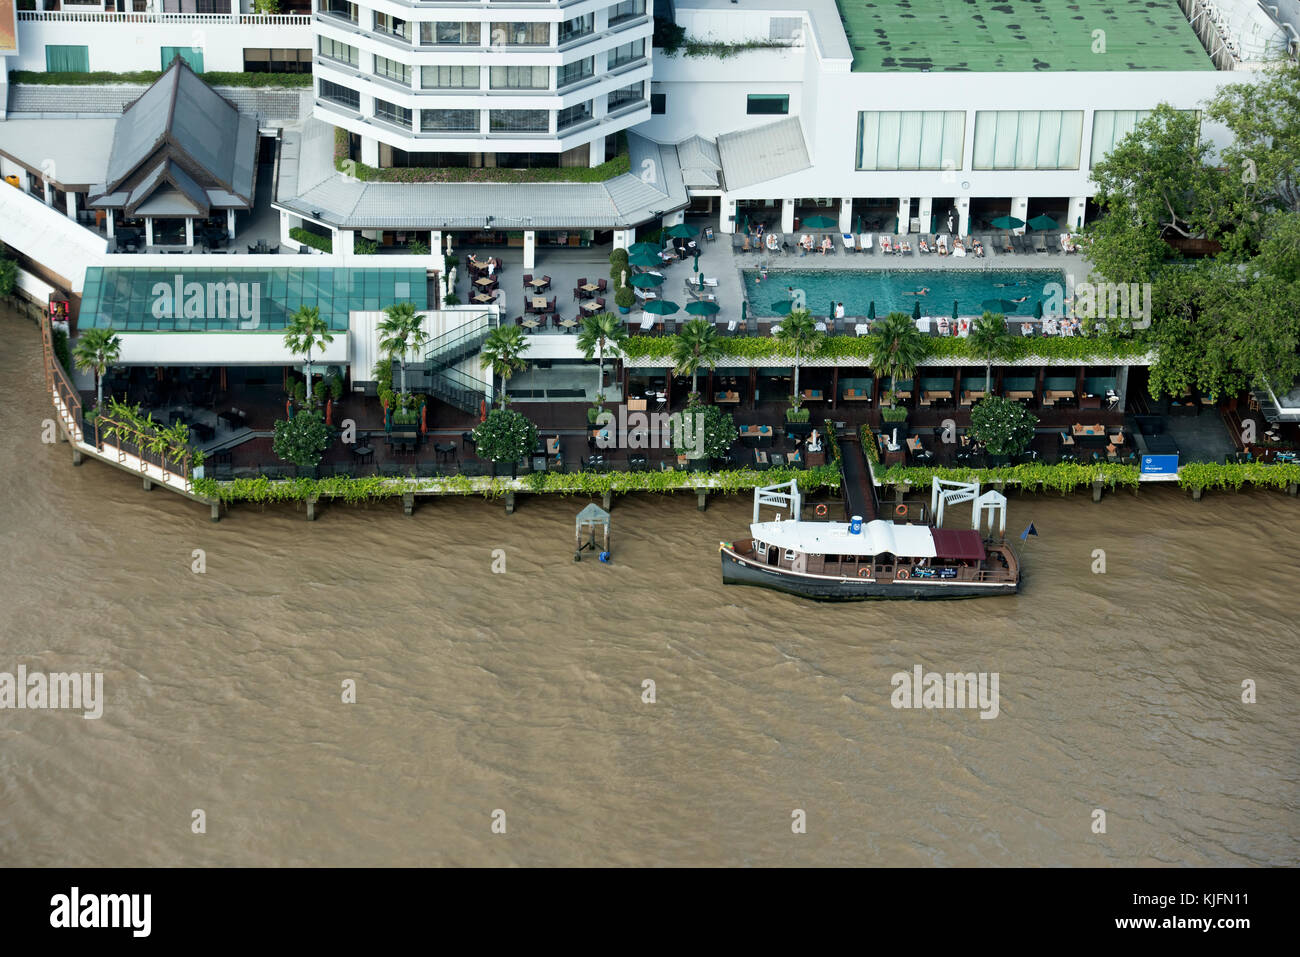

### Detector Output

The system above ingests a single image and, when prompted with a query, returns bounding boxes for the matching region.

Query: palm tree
[576,311,629,400]
[969,311,1014,393]
[872,311,928,406]
[671,318,724,398]
[72,327,122,410]
[377,301,428,397]
[282,306,334,409]
[772,309,823,407]
[479,325,530,409]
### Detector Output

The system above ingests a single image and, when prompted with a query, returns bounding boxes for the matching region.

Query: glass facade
[319,79,360,111]
[375,97,413,129]
[374,55,411,86]
[747,94,789,115]
[78,268,429,332]
[490,65,549,90]
[421,109,480,132]
[557,100,592,130]
[557,57,594,88]
[973,110,1084,170]
[1089,109,1197,167]
[559,14,594,44]
[318,36,359,68]
[421,65,480,90]
[607,81,643,110]
[490,110,549,132]
[420,22,481,46]
[608,39,645,70]
[857,110,965,171]
[491,22,550,46]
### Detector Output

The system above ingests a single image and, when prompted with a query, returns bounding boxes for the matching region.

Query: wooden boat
[720,518,1019,600]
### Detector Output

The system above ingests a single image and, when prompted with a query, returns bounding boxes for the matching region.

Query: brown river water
[1,308,1296,867]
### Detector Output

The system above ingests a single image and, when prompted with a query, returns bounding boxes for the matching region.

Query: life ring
[815,504,828,516]
[858,567,871,578]
[895,504,908,517]
[896,568,910,580]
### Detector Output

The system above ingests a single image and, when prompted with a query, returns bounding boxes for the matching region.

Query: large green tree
[772,309,823,407]
[871,311,928,406]
[376,301,428,396]
[72,327,123,410]
[479,325,530,409]
[968,311,1014,393]
[671,318,723,398]
[282,306,334,409]
[472,407,538,468]
[575,311,629,400]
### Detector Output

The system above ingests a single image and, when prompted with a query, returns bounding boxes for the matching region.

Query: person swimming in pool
[903,287,930,296]
[1010,295,1029,303]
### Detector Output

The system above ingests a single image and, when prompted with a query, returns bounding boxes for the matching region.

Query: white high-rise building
[313,0,654,170]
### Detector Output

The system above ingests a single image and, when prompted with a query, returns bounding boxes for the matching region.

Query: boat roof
[751,519,987,560]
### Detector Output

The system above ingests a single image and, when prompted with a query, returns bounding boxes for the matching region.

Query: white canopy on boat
[750,519,937,558]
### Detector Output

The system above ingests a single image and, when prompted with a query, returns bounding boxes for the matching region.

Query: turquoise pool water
[742,268,1065,318]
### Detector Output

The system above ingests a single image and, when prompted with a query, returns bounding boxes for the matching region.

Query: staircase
[408,312,496,414]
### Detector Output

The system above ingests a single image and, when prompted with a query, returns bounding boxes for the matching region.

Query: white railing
[17,11,311,25]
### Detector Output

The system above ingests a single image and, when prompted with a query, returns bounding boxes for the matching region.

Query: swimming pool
[742,268,1065,318]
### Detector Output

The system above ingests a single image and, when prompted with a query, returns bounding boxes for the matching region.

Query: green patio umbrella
[642,299,679,315]
[1026,214,1059,232]
[686,300,720,315]
[990,215,1025,231]
[1033,300,1044,319]
[868,301,876,320]
[740,214,750,233]
[912,301,921,321]
[693,250,700,273]
[630,272,664,288]
[854,214,863,234]
[952,300,959,321]
[770,299,794,313]
[982,298,1019,313]
[665,223,698,239]
[740,300,748,324]
[628,241,661,256]
[628,249,661,267]
[803,215,837,229]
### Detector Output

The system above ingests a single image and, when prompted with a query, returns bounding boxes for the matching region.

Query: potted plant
[329,374,344,404]
[614,285,635,314]
[784,404,812,438]
[969,395,1038,466]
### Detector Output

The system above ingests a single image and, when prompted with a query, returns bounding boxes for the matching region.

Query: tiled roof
[716,117,812,190]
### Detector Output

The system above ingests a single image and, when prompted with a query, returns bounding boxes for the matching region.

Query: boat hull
[721,551,1019,601]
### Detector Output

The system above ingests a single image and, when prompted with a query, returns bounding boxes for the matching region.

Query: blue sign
[1141,454,1179,474]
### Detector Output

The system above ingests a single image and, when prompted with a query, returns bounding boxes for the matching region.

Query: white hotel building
[0,0,1297,410]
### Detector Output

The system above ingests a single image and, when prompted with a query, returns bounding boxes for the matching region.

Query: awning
[931,529,987,562]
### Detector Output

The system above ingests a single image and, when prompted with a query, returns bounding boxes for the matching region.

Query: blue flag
[1020,522,1038,541]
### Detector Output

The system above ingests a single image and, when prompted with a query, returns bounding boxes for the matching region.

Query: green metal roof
[79,266,428,331]
[837,0,1214,73]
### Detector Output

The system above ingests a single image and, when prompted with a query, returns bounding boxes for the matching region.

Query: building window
[746,94,789,115]
[318,36,359,68]
[318,79,360,111]
[45,45,89,73]
[557,100,592,131]
[651,92,666,115]
[609,0,646,26]
[608,81,643,111]
[319,0,356,24]
[490,110,549,133]
[769,16,801,41]
[245,48,312,74]
[559,13,593,44]
[374,97,413,129]
[161,46,204,73]
[490,65,548,90]
[557,57,594,89]
[374,55,411,86]
[420,22,481,46]
[490,22,550,46]
[421,109,479,133]
[1089,109,1198,168]
[374,12,412,44]
[421,65,480,90]
[608,39,645,70]
[973,110,1084,170]
[856,110,965,171]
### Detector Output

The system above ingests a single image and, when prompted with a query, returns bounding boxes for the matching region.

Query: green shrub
[52,327,72,374]
[408,239,429,256]
[354,237,378,255]
[289,227,332,253]
[969,396,1038,457]
[615,286,635,309]
[272,410,332,469]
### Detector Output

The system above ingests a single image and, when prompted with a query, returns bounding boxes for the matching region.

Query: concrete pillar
[402,492,415,516]
[602,491,612,511]
[430,230,442,258]
[185,218,194,247]
[780,199,795,233]
[145,217,154,246]
[838,198,853,234]
[917,197,933,234]
[1116,365,1129,412]
[720,198,737,234]
[361,136,380,168]
[106,216,115,239]
[143,477,153,491]
[227,208,236,240]
[504,491,516,515]
[611,229,631,251]
[1011,197,1029,234]
[956,196,971,235]
[66,191,77,219]
[1068,197,1087,232]
[72,446,82,466]
[523,229,536,271]
[1092,479,1104,503]
[896,197,910,233]
[1191,486,1203,501]
[306,494,318,520]
[588,136,606,167]
[697,489,708,511]
[210,501,221,522]
[333,228,355,256]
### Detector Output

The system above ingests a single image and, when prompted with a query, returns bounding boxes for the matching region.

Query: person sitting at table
[486,259,496,277]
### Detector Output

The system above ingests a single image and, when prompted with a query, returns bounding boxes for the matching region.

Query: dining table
[473,293,493,303]
[528,278,549,291]
[558,317,579,331]
[531,297,548,311]
[580,283,599,297]
[580,300,602,314]
[474,277,497,289]
[522,317,541,330]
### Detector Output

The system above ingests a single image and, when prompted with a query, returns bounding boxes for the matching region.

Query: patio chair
[540,276,552,290]
[523,274,533,285]
[1033,234,1048,254]
[597,279,608,293]
[572,287,582,302]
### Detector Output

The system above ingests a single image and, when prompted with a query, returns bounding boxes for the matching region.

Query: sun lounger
[919,236,931,254]
[936,235,949,256]
[841,233,856,252]
[634,286,657,301]
[897,236,913,255]
[1033,234,1048,254]
[880,235,893,254]
[860,233,873,254]
[765,233,781,253]
[953,237,966,257]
